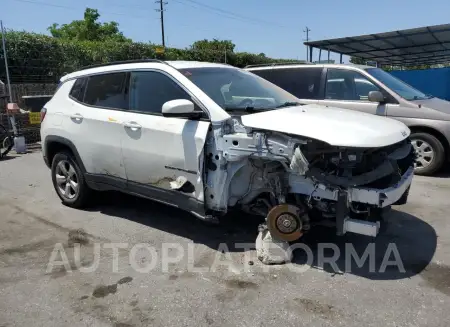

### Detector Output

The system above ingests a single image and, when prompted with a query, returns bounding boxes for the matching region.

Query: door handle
[70,113,83,121]
[123,121,142,130]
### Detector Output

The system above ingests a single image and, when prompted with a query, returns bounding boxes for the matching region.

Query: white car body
[41,60,414,240]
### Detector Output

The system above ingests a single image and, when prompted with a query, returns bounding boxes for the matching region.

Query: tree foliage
[349,56,366,65]
[0,9,302,83]
[0,31,299,83]
[47,8,131,42]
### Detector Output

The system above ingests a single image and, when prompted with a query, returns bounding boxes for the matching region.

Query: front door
[120,70,210,204]
[318,68,388,116]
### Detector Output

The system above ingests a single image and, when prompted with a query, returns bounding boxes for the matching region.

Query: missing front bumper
[349,166,414,207]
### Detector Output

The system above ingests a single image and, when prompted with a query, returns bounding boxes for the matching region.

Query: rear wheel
[51,151,91,208]
[410,132,445,176]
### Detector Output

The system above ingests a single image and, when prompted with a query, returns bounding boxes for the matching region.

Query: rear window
[251,67,322,99]
[69,77,87,101]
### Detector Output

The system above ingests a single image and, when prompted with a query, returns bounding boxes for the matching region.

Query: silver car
[246,63,450,175]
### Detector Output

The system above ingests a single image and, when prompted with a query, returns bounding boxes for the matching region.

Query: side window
[129,71,191,114]
[253,68,322,99]
[325,69,380,101]
[69,77,87,101]
[84,73,128,109]
[354,78,379,100]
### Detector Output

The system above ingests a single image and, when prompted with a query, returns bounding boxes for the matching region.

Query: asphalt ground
[1,150,449,327]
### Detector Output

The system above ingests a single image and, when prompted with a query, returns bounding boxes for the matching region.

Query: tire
[410,132,445,176]
[51,151,91,208]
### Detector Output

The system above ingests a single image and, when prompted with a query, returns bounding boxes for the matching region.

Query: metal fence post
[1,20,18,136]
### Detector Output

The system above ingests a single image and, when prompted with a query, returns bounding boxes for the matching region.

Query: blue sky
[3,0,450,62]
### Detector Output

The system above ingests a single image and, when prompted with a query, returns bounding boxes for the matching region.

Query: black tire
[51,151,91,208]
[410,132,445,176]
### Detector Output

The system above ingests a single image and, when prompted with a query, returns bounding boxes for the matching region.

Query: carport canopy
[304,23,450,66]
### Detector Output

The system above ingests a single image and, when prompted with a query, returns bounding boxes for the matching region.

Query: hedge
[1,31,301,84]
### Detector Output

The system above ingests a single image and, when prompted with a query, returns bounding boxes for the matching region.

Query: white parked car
[40,60,415,242]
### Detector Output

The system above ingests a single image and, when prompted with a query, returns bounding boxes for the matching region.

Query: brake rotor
[267,204,307,242]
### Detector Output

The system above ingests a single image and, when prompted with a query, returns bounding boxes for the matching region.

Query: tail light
[40,107,47,122]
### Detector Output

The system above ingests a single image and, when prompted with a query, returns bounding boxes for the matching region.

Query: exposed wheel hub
[267,204,309,242]
[276,213,300,234]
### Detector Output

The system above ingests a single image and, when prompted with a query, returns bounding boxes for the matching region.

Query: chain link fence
[1,27,60,145]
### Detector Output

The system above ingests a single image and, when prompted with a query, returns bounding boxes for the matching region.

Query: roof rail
[80,59,167,70]
[245,61,312,68]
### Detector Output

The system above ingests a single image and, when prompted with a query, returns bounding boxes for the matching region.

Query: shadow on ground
[0,155,16,161]
[292,208,437,280]
[87,193,437,281]
[432,165,450,178]
[88,191,262,252]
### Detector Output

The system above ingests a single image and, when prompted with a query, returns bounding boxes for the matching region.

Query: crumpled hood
[241,104,410,148]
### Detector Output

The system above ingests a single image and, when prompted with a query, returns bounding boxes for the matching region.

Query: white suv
[41,59,415,242]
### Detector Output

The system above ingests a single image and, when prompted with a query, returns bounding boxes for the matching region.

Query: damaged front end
[204,117,415,241]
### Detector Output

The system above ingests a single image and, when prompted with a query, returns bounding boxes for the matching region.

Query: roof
[165,61,231,69]
[304,23,450,66]
[245,63,372,71]
[60,60,233,82]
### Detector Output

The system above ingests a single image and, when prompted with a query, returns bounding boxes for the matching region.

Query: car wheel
[51,151,91,208]
[410,132,445,176]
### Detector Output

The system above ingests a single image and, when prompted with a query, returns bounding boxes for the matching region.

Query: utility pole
[155,0,167,47]
[303,26,311,61]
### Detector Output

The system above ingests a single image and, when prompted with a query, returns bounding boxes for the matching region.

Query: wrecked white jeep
[42,60,414,263]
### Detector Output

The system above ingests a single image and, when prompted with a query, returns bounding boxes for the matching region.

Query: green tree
[349,56,366,65]
[48,8,131,42]
[191,39,236,52]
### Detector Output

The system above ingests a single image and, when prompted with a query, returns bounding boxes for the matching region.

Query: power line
[155,0,168,47]
[173,0,292,29]
[6,0,156,20]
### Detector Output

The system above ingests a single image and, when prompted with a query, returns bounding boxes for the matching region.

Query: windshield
[366,68,432,101]
[179,67,301,112]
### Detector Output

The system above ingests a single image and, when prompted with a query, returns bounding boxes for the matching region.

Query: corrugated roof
[304,24,450,66]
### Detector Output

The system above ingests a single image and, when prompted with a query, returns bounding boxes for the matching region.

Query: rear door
[68,72,128,184]
[120,70,210,203]
[250,67,323,105]
[318,68,387,115]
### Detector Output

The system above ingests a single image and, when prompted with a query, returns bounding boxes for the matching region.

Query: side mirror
[368,90,385,103]
[162,99,195,117]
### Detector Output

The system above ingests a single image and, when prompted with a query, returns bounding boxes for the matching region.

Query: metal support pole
[224,47,227,64]
[309,47,313,63]
[328,49,330,62]
[319,49,322,61]
[1,20,17,136]
[340,53,343,64]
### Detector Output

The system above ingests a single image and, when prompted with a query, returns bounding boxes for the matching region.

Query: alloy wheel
[55,160,79,199]
[411,139,435,170]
